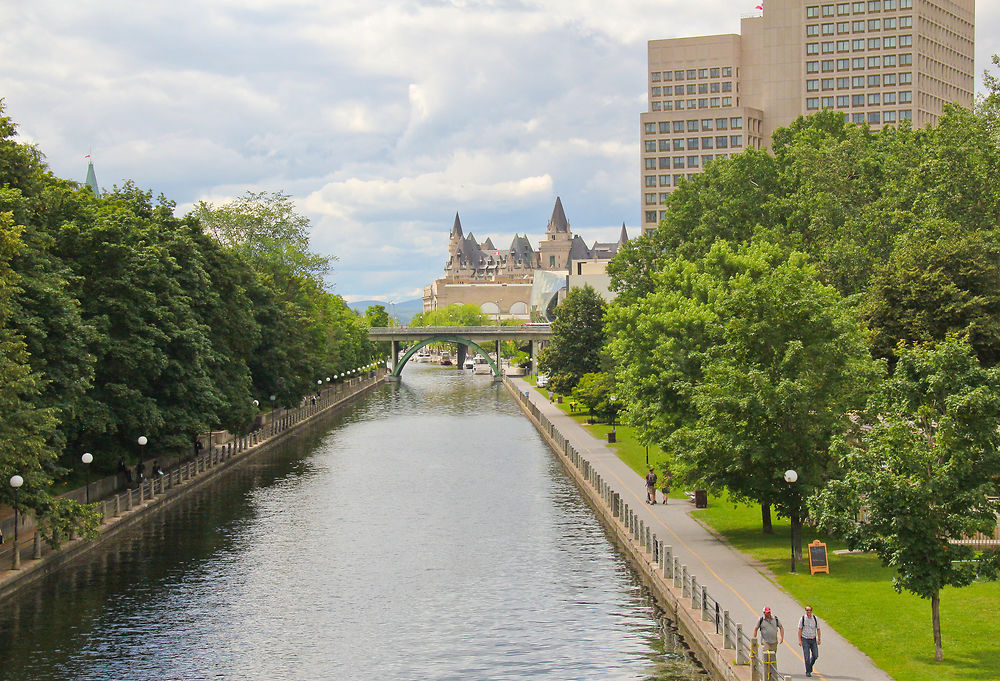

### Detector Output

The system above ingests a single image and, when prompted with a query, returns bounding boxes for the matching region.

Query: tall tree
[811,334,1000,661]
[538,285,607,395]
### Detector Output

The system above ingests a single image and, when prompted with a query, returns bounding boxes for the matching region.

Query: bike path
[511,378,893,681]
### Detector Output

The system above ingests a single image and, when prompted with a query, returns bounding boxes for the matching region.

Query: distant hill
[348,298,424,325]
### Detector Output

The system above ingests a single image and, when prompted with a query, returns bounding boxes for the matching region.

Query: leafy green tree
[865,219,1000,367]
[571,372,616,420]
[810,334,1000,661]
[411,304,489,327]
[538,285,607,395]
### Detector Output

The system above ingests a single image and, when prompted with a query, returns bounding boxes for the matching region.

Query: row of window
[644,152,740,172]
[805,92,913,109]
[807,73,913,89]
[652,97,735,111]
[808,54,913,72]
[804,101,914,122]
[807,0,913,19]
[644,136,746,152]
[644,169,727,189]
[651,67,733,82]
[807,35,912,54]
[652,82,734,96]
[807,15,912,35]
[644,118,745,134]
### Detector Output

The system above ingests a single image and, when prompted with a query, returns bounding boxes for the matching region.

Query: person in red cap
[753,606,784,661]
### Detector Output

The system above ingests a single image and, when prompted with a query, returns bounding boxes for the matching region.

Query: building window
[807,43,820,54]
[884,0,896,8]
[652,102,661,111]
[687,137,700,150]
[868,19,881,30]
[711,67,721,78]
[899,109,912,120]
[652,87,661,96]
[868,93,881,105]
[716,118,728,129]
[899,72,912,84]
[703,155,714,165]
[852,75,865,87]
[838,21,850,32]
[645,175,657,186]
[664,101,674,110]
[722,81,733,92]
[670,139,684,152]
[710,97,720,107]
[852,94,865,106]
[716,135,729,147]
[822,96,835,108]
[883,73,897,85]
[662,71,673,81]
[868,0,881,10]
[837,76,850,88]
[698,68,708,78]
[807,97,820,110]
[837,59,850,70]
[822,59,836,71]
[837,2,850,14]
[645,141,657,152]
[686,84,696,94]
[837,95,850,107]
[687,99,697,108]
[883,92,897,104]
[899,91,912,103]
[646,211,657,223]
[852,40,865,52]
[730,135,744,147]
[883,55,896,66]
[808,24,820,36]
[822,78,835,89]
[868,74,881,86]
[837,40,850,51]
[660,192,671,202]
[807,6,820,18]
[549,256,556,266]
[663,86,673,95]
[702,136,715,148]
[822,42,835,53]
[674,174,685,185]
[688,120,700,131]
[645,123,656,134]
[731,117,743,129]
[900,0,912,6]
[900,53,912,65]
[883,18,896,29]
[645,158,657,169]
[868,56,881,68]
[868,111,881,124]
[852,20,864,31]
[722,67,733,76]
[659,122,670,133]
[883,110,896,122]
[702,119,714,130]
[698,98,709,108]
[673,157,685,168]
[687,156,700,168]
[659,157,670,168]
[686,69,697,79]
[651,72,661,82]
[645,193,656,204]
[711,82,721,93]
[807,61,820,73]
[659,139,670,151]
[852,113,865,123]
[900,35,912,46]
[852,1,864,11]
[900,16,912,28]
[868,37,881,49]
[823,23,835,34]
[675,70,685,80]
[660,175,671,186]
[807,79,820,91]
[823,4,835,16]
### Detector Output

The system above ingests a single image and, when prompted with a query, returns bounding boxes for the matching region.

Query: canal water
[0,364,705,681]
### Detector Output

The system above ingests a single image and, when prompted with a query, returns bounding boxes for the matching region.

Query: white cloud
[3,0,998,302]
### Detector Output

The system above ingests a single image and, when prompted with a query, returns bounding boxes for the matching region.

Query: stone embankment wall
[0,371,385,603]
[506,378,783,681]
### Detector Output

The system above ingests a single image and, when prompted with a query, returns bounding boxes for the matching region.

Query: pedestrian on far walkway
[753,606,784,662]
[645,467,658,504]
[798,605,821,677]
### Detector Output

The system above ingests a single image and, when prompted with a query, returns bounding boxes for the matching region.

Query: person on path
[753,606,784,663]
[660,468,672,504]
[798,605,821,677]
[645,467,658,504]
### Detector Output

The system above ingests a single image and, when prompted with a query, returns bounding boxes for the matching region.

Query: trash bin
[607,431,616,443]
[694,489,708,508]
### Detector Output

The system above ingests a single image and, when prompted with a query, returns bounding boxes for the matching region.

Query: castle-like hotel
[422,197,628,321]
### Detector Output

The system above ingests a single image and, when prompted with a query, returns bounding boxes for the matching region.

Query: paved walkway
[509,377,893,681]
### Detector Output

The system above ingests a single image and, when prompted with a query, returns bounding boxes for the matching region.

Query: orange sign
[808,540,829,575]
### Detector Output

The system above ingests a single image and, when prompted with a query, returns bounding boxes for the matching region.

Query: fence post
[33,532,42,559]
[763,650,776,680]
[724,611,732,648]
[664,545,673,577]
[702,586,709,621]
[682,566,690,598]
[737,625,748,665]
[690,575,698,608]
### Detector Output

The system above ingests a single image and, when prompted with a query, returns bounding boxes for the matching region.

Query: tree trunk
[932,591,943,661]
[762,503,773,534]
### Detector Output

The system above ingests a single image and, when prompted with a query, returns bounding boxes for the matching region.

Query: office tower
[640,0,975,232]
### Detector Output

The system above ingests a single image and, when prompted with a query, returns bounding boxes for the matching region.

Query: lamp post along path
[784,469,798,573]
[9,474,23,569]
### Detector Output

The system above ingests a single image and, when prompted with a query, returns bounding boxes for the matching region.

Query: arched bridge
[368,325,552,381]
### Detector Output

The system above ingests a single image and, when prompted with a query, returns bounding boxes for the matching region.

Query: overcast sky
[2,1,997,303]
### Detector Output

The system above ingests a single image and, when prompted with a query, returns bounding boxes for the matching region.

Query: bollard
[691,575,698,608]
[138,483,144,504]
[663,545,672,577]
[724,611,733,649]
[702,586,710,621]
[33,532,42,559]
[682,566,690,597]
[673,556,681,587]
[114,494,120,517]
[639,520,645,547]
[126,489,133,512]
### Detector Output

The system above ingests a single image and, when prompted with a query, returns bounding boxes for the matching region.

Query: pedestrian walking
[660,467,672,504]
[752,606,784,662]
[645,467,658,504]
[798,605,821,677]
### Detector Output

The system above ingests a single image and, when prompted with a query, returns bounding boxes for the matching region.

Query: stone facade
[423,197,628,319]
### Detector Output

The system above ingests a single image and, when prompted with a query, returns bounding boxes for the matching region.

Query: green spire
[84,160,100,198]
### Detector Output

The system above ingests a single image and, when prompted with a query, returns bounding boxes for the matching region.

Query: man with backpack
[752,606,784,663]
[645,467,658,504]
[797,605,822,677]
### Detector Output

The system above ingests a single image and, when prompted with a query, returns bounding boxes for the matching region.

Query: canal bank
[0,371,386,604]
[504,376,894,681]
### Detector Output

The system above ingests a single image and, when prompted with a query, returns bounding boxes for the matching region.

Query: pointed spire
[619,222,629,244]
[452,212,463,239]
[84,160,100,198]
[546,196,569,234]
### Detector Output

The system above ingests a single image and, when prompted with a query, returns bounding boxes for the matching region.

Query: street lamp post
[137,435,148,463]
[82,452,93,504]
[9,475,23,569]
[784,469,799,573]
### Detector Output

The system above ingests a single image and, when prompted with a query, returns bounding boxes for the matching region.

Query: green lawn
[542,396,1000,681]
[692,494,1000,681]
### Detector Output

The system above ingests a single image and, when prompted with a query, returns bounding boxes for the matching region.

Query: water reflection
[0,364,704,681]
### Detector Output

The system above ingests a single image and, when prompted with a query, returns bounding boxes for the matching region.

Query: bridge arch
[393,336,500,378]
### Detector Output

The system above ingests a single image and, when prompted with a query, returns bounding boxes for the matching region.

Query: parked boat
[439,351,453,366]
[473,355,493,375]
[463,356,475,369]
